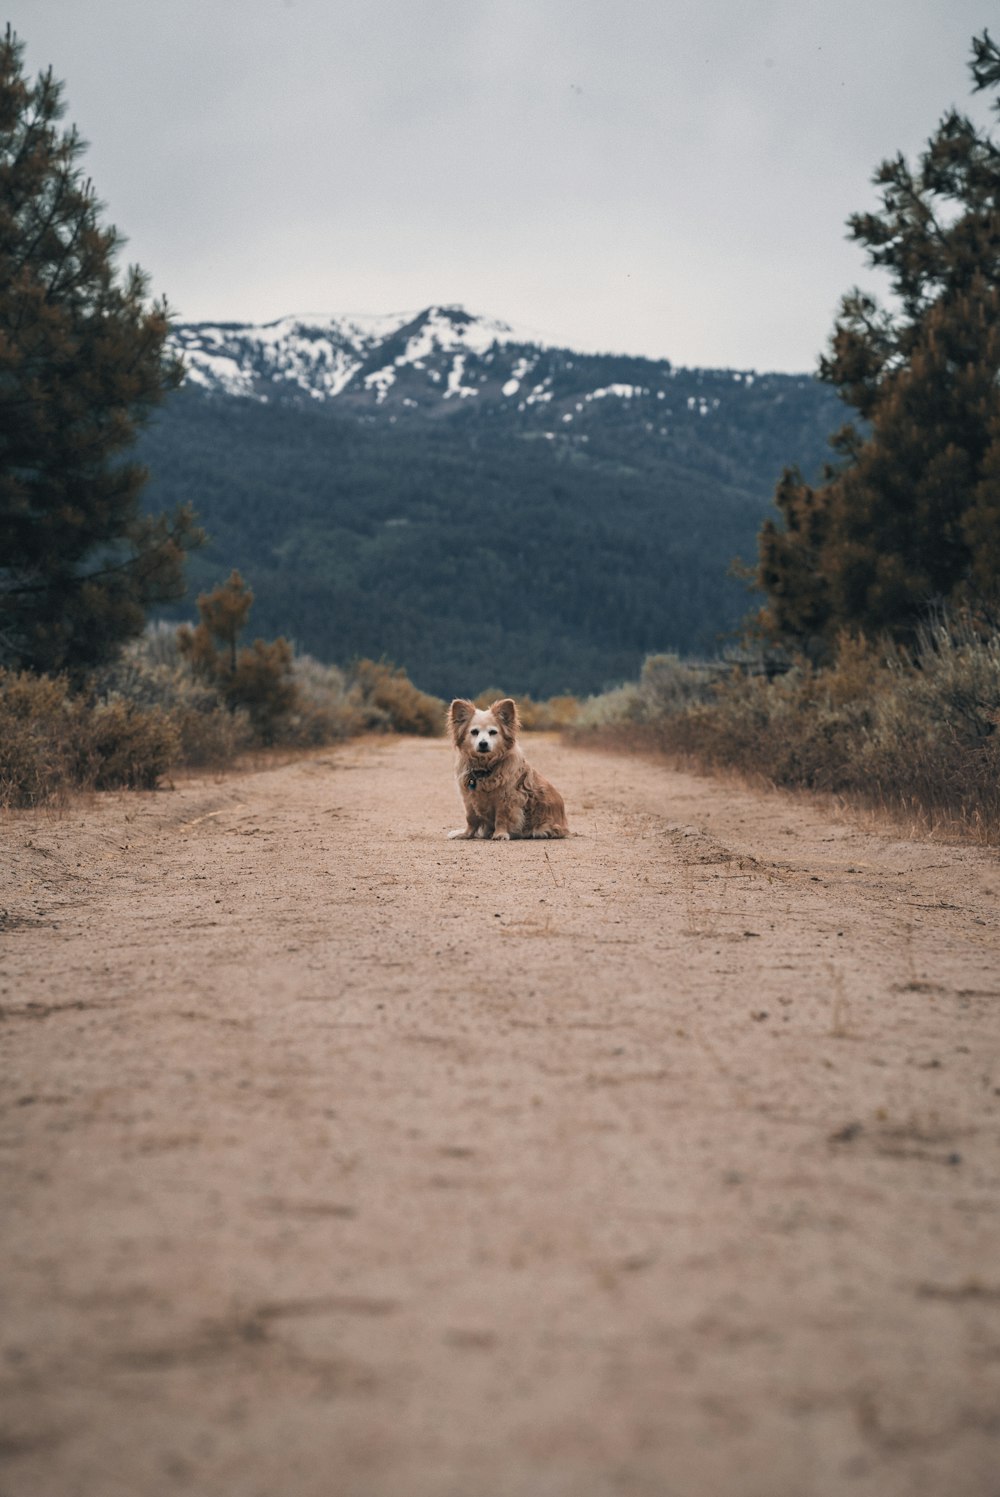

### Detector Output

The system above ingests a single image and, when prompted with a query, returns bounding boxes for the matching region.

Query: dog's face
[448,698,519,761]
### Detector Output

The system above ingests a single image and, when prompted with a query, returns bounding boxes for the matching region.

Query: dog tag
[467,776,477,791]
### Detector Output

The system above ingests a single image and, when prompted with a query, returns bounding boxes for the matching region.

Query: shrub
[576,654,715,730]
[77,700,180,790]
[573,618,1000,839]
[177,572,298,744]
[226,636,297,744]
[471,688,580,729]
[0,668,182,806]
[525,693,580,730]
[574,681,647,730]
[171,696,252,767]
[0,670,79,807]
[92,634,252,768]
[638,653,717,716]
[283,656,366,746]
[350,659,445,736]
[139,619,186,668]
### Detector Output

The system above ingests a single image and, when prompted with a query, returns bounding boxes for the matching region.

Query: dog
[447,697,569,840]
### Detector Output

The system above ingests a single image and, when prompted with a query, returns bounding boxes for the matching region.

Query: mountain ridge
[170,302,800,418]
[171,304,547,405]
[142,305,843,696]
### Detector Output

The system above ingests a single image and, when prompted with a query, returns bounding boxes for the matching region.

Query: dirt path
[2,735,1000,1497]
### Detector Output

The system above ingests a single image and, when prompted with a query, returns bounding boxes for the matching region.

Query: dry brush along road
[2,734,1000,1497]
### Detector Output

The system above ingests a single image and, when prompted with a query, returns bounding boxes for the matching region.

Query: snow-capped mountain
[172,309,408,401]
[168,302,790,437]
[172,304,556,410]
[147,305,842,694]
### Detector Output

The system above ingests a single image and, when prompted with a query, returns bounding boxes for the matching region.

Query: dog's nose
[476,742,490,753]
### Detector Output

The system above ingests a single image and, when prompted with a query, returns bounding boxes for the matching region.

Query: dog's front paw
[491,830,511,841]
[448,828,473,839]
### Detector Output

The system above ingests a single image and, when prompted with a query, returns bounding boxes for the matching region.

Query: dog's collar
[465,763,500,791]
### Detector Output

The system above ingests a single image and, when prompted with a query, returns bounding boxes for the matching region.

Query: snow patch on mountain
[182,350,255,397]
[587,384,647,400]
[444,354,478,399]
[172,310,415,402]
[501,355,537,398]
[401,305,543,362]
[364,366,396,403]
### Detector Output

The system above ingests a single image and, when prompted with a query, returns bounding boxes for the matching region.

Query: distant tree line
[137,379,837,697]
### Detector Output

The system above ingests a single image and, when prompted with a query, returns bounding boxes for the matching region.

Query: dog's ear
[448,698,475,742]
[490,698,519,733]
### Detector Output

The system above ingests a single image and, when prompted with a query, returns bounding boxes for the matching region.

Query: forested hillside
[138,309,842,697]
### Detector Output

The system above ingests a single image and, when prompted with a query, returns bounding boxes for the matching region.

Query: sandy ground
[2,733,1000,1497]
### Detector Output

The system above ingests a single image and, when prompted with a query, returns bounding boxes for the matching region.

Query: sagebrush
[0,625,456,807]
[576,622,1000,839]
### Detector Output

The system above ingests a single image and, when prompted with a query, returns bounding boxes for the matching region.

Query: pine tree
[0,27,201,676]
[178,572,297,743]
[756,31,1000,652]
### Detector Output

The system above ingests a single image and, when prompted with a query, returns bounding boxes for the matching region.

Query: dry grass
[573,624,1000,842]
[349,659,446,736]
[472,687,581,730]
[0,670,181,808]
[0,633,452,807]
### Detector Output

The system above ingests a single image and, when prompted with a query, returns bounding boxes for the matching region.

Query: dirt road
[2,734,1000,1497]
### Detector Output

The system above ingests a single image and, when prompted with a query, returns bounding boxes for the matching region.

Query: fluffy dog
[447,697,569,841]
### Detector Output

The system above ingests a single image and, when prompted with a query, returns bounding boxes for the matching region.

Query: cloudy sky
[13,0,996,370]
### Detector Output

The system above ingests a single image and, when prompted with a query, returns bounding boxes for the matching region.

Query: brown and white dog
[447,698,569,841]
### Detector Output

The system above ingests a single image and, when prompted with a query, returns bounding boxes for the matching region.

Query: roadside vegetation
[0,567,587,808]
[0,574,452,808]
[574,625,1000,840]
[575,31,1000,842]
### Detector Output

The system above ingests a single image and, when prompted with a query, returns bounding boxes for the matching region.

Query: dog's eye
[488,729,498,735]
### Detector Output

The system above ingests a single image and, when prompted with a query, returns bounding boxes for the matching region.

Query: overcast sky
[13,0,997,371]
